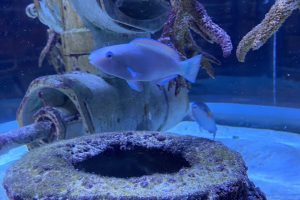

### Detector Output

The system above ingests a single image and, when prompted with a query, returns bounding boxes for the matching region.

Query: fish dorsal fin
[130,38,180,61]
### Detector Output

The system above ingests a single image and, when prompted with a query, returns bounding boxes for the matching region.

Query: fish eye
[106,51,113,58]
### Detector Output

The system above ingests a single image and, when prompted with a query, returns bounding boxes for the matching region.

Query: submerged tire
[3,131,266,200]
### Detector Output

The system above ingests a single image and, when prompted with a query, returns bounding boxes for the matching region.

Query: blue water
[0,121,28,200]
[1,0,300,199]
[272,33,277,105]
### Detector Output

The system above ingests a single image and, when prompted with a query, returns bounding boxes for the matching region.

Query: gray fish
[190,102,217,139]
[89,38,202,91]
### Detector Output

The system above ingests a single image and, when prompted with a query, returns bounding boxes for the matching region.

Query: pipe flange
[33,106,66,143]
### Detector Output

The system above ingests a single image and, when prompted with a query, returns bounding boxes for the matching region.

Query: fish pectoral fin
[127,67,142,79]
[127,80,144,92]
[156,75,178,86]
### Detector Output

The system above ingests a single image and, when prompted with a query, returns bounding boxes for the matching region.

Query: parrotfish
[189,102,217,139]
[89,38,202,91]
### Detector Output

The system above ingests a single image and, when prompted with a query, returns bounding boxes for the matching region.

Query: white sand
[169,121,300,200]
[0,121,300,199]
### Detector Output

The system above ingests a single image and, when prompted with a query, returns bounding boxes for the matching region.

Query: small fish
[89,38,202,91]
[189,102,217,139]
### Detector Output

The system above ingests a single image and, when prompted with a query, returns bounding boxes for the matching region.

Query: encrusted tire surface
[3,131,266,200]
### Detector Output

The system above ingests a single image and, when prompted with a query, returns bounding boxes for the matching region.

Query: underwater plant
[159,0,233,59]
[236,0,300,62]
[26,0,65,72]
[157,0,233,94]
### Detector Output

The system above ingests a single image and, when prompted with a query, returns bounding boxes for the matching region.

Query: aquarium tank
[0,0,300,199]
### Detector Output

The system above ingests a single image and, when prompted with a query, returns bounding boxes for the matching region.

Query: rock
[3,131,266,200]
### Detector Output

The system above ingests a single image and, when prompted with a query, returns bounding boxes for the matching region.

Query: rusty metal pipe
[0,121,52,154]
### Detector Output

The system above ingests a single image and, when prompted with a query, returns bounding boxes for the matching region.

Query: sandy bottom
[169,122,300,200]
[0,121,300,200]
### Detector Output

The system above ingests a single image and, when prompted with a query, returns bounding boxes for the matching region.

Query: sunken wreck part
[3,131,266,200]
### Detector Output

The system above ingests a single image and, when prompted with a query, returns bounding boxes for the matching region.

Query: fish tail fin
[180,55,202,83]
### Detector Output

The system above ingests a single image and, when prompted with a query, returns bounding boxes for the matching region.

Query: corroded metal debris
[5,71,188,150]
[4,131,266,200]
[0,122,52,154]
[0,71,190,152]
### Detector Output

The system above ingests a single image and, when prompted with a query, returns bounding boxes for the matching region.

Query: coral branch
[158,0,233,94]
[159,0,232,58]
[236,0,300,62]
[193,1,233,57]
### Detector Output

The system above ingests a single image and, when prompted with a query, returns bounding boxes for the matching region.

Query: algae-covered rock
[3,131,266,200]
